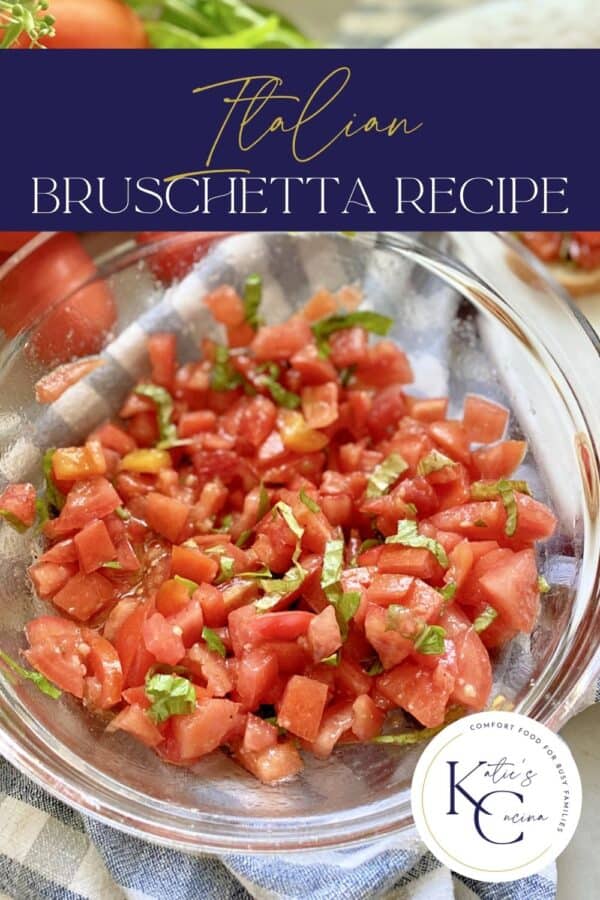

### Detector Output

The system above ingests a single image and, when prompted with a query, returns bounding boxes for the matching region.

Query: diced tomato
[115,605,155,689]
[142,612,185,666]
[301,383,339,429]
[307,605,342,662]
[429,421,471,465]
[404,396,448,423]
[38,538,78,566]
[89,425,135,460]
[25,616,85,697]
[74,519,116,574]
[53,442,107,482]
[291,344,338,385]
[28,560,78,600]
[196,583,227,628]
[186,643,232,697]
[243,713,278,753]
[429,494,556,544]
[171,699,240,759]
[277,675,328,741]
[156,578,191,616]
[168,598,205,648]
[352,694,385,740]
[377,545,444,581]
[329,327,368,368]
[147,332,177,391]
[366,574,413,608]
[107,704,163,748]
[170,544,218,584]
[366,385,406,442]
[178,410,217,438]
[259,640,310,675]
[335,657,372,698]
[376,658,455,728]
[204,285,245,326]
[463,395,509,444]
[439,606,492,710]
[471,441,528,480]
[116,537,140,572]
[278,410,329,453]
[309,700,355,759]
[236,647,278,710]
[50,477,121,537]
[478,548,540,632]
[246,611,314,644]
[251,317,313,361]
[236,740,303,784]
[52,571,115,622]
[365,604,412,669]
[144,492,190,543]
[82,629,123,710]
[0,483,37,528]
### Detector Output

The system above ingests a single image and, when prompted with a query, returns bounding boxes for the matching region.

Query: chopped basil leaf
[311,311,393,357]
[299,489,320,514]
[366,453,409,499]
[0,650,61,699]
[243,273,263,329]
[235,529,252,548]
[211,345,243,392]
[260,375,301,409]
[385,519,449,568]
[273,501,304,543]
[257,564,306,607]
[320,539,360,635]
[115,506,131,521]
[473,606,498,633]
[473,519,487,528]
[416,449,456,477]
[470,479,531,538]
[321,652,340,667]
[174,575,199,595]
[438,582,457,603]
[538,575,551,594]
[0,509,29,533]
[367,658,384,676]
[414,624,446,655]
[336,590,361,625]
[202,627,226,658]
[216,556,235,584]
[385,604,414,637]
[470,479,531,500]
[258,482,270,520]
[37,449,65,524]
[239,566,272,579]
[254,594,283,612]
[145,673,196,724]
[102,561,123,570]
[321,539,344,593]
[134,384,178,448]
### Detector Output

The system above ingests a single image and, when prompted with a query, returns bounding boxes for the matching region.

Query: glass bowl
[0,231,598,854]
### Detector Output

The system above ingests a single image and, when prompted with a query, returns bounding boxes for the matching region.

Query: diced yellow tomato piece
[278,410,329,453]
[52,441,107,481]
[120,449,171,473]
